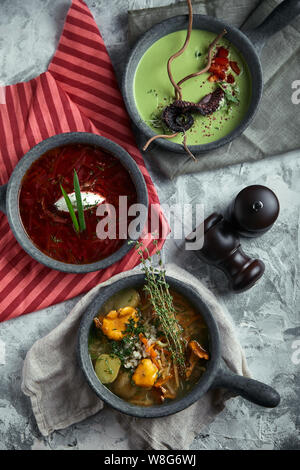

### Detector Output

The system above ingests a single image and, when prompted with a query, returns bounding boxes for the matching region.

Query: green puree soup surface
[133,29,252,145]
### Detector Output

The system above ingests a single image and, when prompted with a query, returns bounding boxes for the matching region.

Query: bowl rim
[6,132,149,273]
[77,273,221,418]
[122,13,263,154]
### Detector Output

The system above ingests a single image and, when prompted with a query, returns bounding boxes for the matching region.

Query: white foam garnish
[54,191,105,212]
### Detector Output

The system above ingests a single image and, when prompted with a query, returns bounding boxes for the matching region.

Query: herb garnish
[110,315,145,364]
[59,184,80,233]
[130,240,186,376]
[73,169,86,232]
[59,169,86,233]
[218,83,239,104]
[104,358,113,375]
[124,316,145,336]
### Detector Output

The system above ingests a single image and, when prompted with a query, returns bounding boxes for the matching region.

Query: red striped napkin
[0,0,169,322]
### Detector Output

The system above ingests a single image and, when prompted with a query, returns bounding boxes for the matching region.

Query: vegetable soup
[89,286,210,406]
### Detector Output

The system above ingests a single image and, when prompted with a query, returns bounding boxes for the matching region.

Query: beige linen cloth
[128,0,300,178]
[22,264,251,450]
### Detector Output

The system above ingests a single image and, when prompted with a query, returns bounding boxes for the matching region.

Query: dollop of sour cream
[54,191,105,212]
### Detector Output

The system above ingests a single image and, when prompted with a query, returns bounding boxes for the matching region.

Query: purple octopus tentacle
[197,87,224,115]
[161,87,225,133]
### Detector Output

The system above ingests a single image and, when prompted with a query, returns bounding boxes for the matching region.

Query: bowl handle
[0,184,7,214]
[211,366,280,408]
[245,0,300,54]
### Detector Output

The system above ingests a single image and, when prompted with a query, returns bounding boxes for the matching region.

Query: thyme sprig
[131,240,186,376]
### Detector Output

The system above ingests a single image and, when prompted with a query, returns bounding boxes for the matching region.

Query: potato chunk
[94,354,121,384]
[101,306,139,341]
[102,288,140,314]
[132,359,158,388]
[112,370,137,399]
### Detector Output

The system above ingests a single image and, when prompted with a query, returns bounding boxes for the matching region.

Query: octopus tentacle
[161,87,225,133]
[197,87,225,115]
[162,102,194,133]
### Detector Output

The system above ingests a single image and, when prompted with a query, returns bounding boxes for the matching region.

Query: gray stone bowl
[122,0,300,154]
[78,274,280,418]
[0,132,148,273]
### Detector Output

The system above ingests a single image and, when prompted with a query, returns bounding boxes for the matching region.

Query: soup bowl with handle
[0,132,148,274]
[122,0,300,155]
[78,273,280,418]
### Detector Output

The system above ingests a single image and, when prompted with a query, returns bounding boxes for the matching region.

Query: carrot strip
[149,344,160,369]
[152,357,160,369]
[154,374,173,388]
[139,334,160,369]
[139,333,148,347]
[162,348,170,355]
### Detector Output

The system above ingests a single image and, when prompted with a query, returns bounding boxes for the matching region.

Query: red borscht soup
[19,144,137,264]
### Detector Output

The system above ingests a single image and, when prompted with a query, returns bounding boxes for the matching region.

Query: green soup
[134,29,252,145]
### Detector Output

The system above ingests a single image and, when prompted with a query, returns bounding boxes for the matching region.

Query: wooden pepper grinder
[194,213,265,292]
[226,185,280,237]
[186,185,279,293]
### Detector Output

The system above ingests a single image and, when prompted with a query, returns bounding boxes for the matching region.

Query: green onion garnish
[73,170,86,232]
[60,184,80,233]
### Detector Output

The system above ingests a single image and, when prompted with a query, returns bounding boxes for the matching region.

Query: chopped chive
[73,170,86,232]
[60,184,80,233]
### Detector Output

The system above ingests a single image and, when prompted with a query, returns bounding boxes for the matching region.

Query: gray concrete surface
[0,0,299,450]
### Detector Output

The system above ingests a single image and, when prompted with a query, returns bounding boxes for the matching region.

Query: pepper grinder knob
[226,185,280,237]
